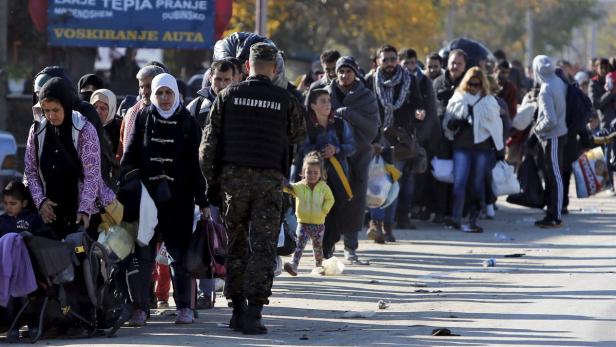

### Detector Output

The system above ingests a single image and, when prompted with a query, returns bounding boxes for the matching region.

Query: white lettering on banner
[54,7,113,19]
[101,0,153,11]
[155,1,208,10]
[233,97,281,111]
[55,0,96,6]
[54,0,96,6]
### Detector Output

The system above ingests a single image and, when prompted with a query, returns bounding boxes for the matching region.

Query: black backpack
[563,79,592,133]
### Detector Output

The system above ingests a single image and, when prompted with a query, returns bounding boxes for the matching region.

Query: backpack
[564,80,592,133]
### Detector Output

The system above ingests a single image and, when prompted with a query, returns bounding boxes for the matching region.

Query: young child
[284,152,335,276]
[0,181,43,237]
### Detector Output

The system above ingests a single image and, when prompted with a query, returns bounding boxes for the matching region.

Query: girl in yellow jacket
[284,152,335,276]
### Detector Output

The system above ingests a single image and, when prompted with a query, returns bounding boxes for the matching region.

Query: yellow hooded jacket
[285,180,335,225]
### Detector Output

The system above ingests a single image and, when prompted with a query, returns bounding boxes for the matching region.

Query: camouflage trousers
[220,165,283,306]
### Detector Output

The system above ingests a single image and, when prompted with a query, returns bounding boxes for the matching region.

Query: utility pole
[255,0,268,36]
[0,0,8,130]
[525,8,534,67]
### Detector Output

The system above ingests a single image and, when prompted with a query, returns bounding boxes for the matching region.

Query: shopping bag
[366,155,392,208]
[491,160,520,196]
[431,157,454,183]
[572,147,608,198]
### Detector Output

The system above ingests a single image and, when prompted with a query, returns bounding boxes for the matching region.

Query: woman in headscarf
[24,77,113,239]
[77,73,104,102]
[121,73,209,325]
[91,89,121,155]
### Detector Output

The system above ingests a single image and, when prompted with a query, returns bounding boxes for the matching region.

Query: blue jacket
[0,211,43,237]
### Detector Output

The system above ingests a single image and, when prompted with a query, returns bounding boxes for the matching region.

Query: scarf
[90,89,117,126]
[151,73,180,119]
[375,65,411,128]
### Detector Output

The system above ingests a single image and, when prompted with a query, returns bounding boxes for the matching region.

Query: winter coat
[327,80,380,233]
[285,181,335,225]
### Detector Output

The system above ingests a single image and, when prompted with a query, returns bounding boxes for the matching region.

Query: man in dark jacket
[307,50,341,93]
[188,59,236,129]
[324,56,379,264]
[431,49,467,223]
[200,43,306,335]
[365,45,424,239]
[399,48,442,224]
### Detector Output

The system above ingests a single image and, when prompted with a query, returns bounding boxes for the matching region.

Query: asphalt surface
[4,190,616,346]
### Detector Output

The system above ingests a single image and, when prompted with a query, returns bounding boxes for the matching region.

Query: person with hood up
[531,55,568,228]
[122,72,209,326]
[91,89,121,155]
[24,77,113,240]
[77,73,104,102]
[32,66,117,190]
[324,56,380,264]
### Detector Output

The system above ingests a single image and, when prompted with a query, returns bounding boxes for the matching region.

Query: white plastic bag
[431,157,454,183]
[491,161,520,196]
[156,242,170,265]
[366,156,392,208]
[512,102,536,130]
[322,256,345,276]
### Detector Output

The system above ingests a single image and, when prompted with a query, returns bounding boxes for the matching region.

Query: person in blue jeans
[443,67,504,232]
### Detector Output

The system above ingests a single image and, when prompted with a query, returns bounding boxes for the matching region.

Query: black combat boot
[229,296,247,331]
[242,304,267,335]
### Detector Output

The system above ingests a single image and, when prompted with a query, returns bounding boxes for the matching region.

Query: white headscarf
[90,89,117,126]
[150,73,180,119]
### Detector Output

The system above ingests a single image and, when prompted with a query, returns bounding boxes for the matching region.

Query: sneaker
[535,218,563,229]
[283,262,298,276]
[196,296,214,309]
[175,308,194,324]
[486,204,495,219]
[157,300,169,309]
[127,309,147,327]
[311,266,325,275]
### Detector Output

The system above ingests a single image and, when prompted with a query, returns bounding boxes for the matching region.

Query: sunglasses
[468,82,481,88]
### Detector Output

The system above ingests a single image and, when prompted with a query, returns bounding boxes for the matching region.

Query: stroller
[4,231,131,343]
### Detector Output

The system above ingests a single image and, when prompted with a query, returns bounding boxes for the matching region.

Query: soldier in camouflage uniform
[199,42,306,335]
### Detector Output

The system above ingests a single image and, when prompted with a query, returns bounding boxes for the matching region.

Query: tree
[447,0,599,62]
[224,0,444,67]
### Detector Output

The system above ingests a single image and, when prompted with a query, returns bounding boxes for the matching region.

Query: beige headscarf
[90,89,117,125]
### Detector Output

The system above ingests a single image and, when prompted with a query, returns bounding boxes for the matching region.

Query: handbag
[383,126,421,161]
[276,220,296,256]
[100,199,124,227]
[186,219,227,278]
[491,160,520,196]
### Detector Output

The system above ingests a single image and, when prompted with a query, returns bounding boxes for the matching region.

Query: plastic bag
[155,242,170,265]
[366,156,392,208]
[512,102,536,130]
[431,157,454,183]
[322,256,345,276]
[97,224,135,261]
[573,147,609,198]
[491,161,520,196]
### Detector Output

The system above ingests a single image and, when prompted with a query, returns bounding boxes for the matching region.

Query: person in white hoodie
[532,55,568,228]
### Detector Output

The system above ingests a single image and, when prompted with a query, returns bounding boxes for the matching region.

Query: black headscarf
[77,73,104,102]
[38,77,83,180]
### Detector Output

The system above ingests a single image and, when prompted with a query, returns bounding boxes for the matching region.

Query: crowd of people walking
[2,30,616,340]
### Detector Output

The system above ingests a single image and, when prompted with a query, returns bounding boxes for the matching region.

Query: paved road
[5,191,616,346]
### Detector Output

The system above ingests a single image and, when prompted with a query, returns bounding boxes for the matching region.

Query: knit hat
[335,56,360,77]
